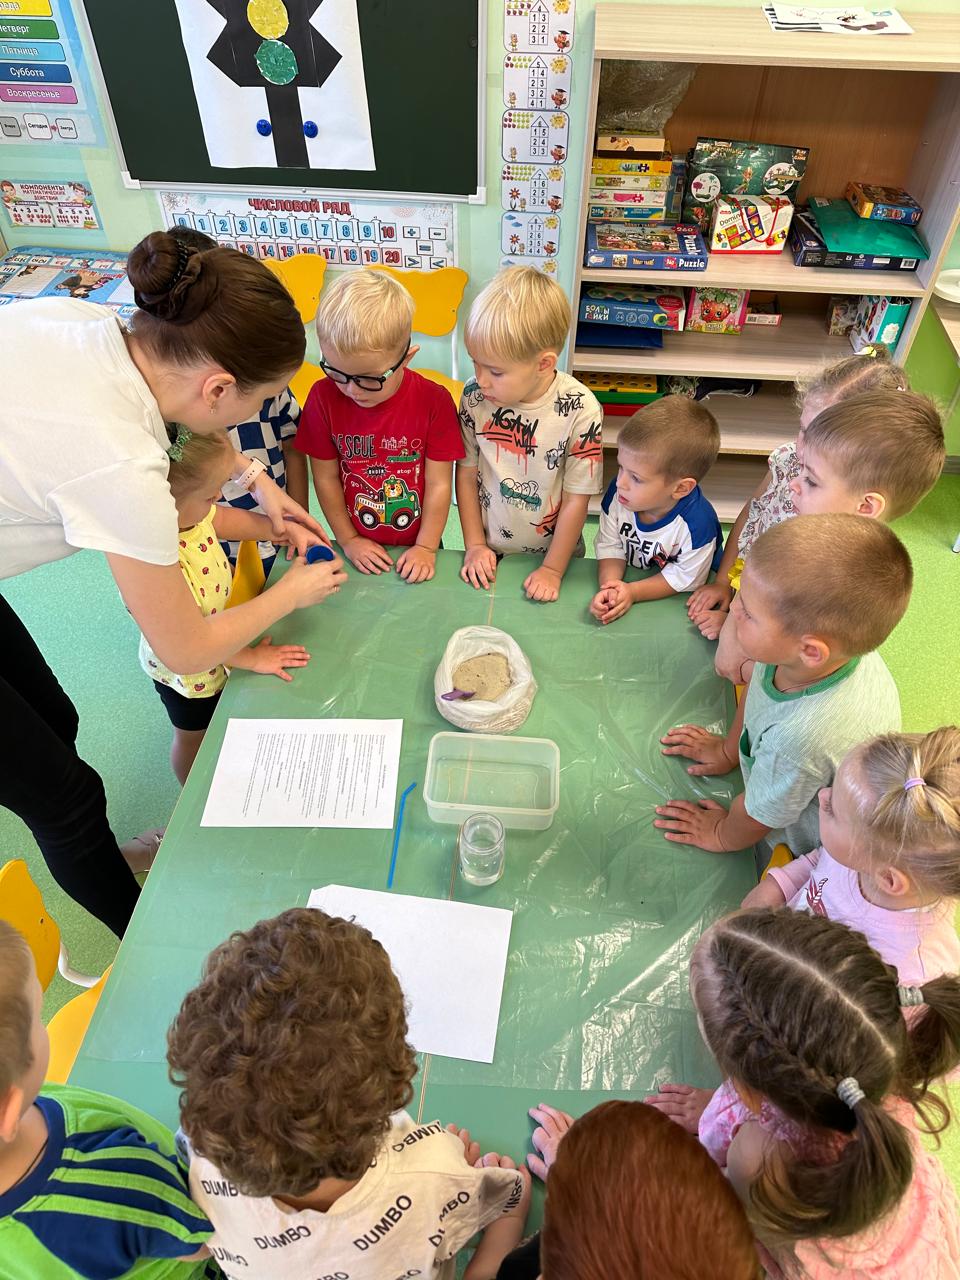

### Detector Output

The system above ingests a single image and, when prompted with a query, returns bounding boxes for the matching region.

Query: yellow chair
[369,264,470,405]
[760,844,794,880]
[263,253,327,405]
[0,859,109,1083]
[225,538,266,609]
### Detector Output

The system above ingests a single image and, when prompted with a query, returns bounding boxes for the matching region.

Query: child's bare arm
[462,1158,531,1280]
[396,458,451,584]
[310,457,393,574]
[525,490,590,602]
[211,506,284,545]
[597,555,627,588]
[654,791,771,853]
[227,636,311,681]
[689,470,770,619]
[282,440,309,510]
[457,464,497,589]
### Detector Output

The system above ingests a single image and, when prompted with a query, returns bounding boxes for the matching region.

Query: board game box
[584,223,708,271]
[845,182,922,225]
[790,208,923,271]
[580,371,659,404]
[579,284,686,331]
[681,137,810,235]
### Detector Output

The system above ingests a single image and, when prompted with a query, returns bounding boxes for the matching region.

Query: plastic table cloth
[70,550,755,1208]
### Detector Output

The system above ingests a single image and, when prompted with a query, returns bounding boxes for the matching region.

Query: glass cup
[458,813,506,886]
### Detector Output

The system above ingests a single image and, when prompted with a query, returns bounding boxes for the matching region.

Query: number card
[501,162,564,213]
[501,110,568,165]
[502,52,571,110]
[503,1,575,55]
[501,210,560,259]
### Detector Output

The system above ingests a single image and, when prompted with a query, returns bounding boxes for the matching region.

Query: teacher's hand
[278,555,348,610]
[251,471,330,558]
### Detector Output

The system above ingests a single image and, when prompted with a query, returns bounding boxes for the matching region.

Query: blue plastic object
[305,544,335,563]
[303,120,319,138]
[256,119,273,137]
[387,783,417,889]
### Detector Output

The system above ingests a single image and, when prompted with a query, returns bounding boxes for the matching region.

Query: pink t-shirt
[767,848,960,987]
[700,1088,960,1279]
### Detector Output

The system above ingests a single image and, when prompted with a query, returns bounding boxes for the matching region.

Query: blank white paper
[201,718,402,828]
[307,885,514,1063]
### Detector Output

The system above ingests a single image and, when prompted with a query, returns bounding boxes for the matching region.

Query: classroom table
[71,549,755,1215]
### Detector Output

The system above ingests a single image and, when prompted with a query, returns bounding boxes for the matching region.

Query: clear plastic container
[424,732,560,830]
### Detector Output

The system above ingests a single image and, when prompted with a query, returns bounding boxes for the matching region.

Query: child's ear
[798,634,830,668]
[671,476,696,500]
[537,350,558,375]
[403,343,420,367]
[874,864,914,898]
[857,491,886,519]
[0,1084,24,1144]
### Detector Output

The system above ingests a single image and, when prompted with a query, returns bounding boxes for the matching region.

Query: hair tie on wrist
[836,1077,865,1110]
[898,985,925,1007]
[903,777,926,791]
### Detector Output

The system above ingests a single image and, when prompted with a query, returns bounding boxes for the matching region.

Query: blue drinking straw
[387,783,417,889]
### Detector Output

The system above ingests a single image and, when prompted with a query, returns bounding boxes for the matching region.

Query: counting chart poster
[159,190,456,270]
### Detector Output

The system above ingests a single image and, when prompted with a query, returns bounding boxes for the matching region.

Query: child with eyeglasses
[295,270,464,583]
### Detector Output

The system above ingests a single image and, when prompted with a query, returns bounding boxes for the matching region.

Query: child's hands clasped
[245,636,311,681]
[461,543,498,590]
[524,565,562,602]
[396,544,436,584]
[590,580,632,625]
[527,1103,574,1181]
[687,580,732,622]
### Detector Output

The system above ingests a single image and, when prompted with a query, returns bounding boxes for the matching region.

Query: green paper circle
[256,39,298,85]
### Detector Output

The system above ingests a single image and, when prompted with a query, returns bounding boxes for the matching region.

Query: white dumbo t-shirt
[0,298,178,579]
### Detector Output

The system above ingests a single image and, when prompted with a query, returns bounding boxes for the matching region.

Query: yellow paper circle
[247,0,289,40]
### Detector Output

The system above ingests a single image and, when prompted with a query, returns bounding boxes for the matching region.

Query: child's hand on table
[654,797,729,851]
[589,580,631,624]
[446,1124,481,1166]
[741,877,787,910]
[243,637,311,681]
[524,565,562,602]
[660,724,737,776]
[643,1083,716,1134]
[396,544,436,584]
[343,535,394,575]
[527,1103,574,1181]
[687,580,732,621]
[696,611,727,641]
[461,544,498,589]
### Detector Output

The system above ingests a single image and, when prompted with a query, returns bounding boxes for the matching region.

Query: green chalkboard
[80,1,481,197]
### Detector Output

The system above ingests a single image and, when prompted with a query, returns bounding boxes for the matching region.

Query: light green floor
[2,477,958,1172]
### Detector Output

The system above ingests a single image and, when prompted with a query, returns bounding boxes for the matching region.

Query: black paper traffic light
[206,0,341,166]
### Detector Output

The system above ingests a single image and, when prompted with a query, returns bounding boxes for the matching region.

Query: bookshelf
[572,5,960,520]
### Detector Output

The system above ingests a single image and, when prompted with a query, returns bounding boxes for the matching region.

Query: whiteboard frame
[76,0,488,206]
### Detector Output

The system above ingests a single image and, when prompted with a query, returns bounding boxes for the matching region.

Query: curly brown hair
[167,908,416,1197]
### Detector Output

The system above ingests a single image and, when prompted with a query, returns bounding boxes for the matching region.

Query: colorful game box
[790,207,924,271]
[681,137,810,235]
[848,295,911,353]
[596,133,666,154]
[687,287,749,335]
[587,190,683,223]
[826,295,860,336]
[579,284,686,331]
[586,188,672,209]
[709,195,794,253]
[584,223,708,271]
[580,371,660,413]
[591,155,679,176]
[590,172,677,191]
[845,183,922,226]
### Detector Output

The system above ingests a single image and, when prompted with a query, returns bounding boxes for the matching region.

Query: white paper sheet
[307,885,513,1063]
[172,0,374,170]
[201,718,402,828]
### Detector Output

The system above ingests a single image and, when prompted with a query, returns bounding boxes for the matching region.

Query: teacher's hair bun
[127,230,219,323]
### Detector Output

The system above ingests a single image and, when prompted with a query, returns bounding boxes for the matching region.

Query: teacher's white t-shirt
[0,298,178,580]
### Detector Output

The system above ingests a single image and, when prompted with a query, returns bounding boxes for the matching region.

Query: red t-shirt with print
[295,369,464,545]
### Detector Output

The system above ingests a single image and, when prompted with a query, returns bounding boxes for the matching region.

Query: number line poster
[171,0,374,171]
[160,189,455,269]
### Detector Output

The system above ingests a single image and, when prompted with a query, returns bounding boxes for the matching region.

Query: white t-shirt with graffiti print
[187,1112,524,1280]
[457,371,604,555]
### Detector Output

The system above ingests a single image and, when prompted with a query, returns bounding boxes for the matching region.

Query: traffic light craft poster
[171,0,374,171]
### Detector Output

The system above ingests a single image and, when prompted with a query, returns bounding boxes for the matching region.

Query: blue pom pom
[256,118,273,137]
[303,120,319,139]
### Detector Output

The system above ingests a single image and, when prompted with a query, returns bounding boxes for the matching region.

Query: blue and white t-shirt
[594,481,722,592]
[219,388,300,563]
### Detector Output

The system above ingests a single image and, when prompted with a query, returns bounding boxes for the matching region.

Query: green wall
[1,0,957,441]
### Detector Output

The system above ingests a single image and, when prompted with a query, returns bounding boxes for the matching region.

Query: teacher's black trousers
[0,593,138,937]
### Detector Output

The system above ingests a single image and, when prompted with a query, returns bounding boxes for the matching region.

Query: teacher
[0,231,347,937]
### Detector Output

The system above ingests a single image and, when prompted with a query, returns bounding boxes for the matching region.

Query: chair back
[0,859,60,990]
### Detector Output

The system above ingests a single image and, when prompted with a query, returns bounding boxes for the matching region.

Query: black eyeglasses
[319,339,411,392]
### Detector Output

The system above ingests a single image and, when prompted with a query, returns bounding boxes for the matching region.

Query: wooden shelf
[589,451,769,524]
[581,255,926,298]
[574,314,849,381]
[594,5,960,72]
[932,295,960,366]
[601,387,798,457]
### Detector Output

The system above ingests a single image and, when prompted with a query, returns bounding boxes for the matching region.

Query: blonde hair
[795,345,909,411]
[0,920,34,1096]
[619,396,720,481]
[845,727,960,896]
[802,391,944,519]
[465,266,570,362]
[167,431,234,497]
[314,269,414,358]
[746,514,912,655]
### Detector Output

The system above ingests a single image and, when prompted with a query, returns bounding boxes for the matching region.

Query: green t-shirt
[739,652,901,856]
[0,1083,211,1280]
